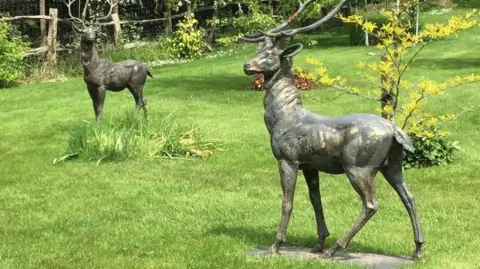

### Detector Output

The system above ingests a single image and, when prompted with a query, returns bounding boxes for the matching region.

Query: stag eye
[267,52,275,59]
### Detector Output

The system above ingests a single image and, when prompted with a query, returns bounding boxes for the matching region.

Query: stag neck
[263,59,303,132]
[80,39,99,71]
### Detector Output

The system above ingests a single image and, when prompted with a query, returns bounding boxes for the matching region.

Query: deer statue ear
[281,43,303,58]
[93,24,102,32]
[71,23,85,33]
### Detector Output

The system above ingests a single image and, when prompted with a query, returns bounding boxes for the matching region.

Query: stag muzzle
[243,61,261,76]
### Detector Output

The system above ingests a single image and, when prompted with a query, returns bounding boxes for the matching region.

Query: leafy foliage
[452,0,480,8]
[167,13,206,59]
[0,21,27,88]
[302,2,480,168]
[277,0,338,26]
[57,112,223,164]
[293,66,315,90]
[247,67,314,91]
[231,0,277,34]
[208,0,278,46]
[404,126,461,169]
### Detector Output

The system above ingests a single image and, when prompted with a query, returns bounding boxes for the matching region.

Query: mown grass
[0,8,479,269]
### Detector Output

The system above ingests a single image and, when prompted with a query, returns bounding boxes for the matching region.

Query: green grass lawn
[1,9,480,269]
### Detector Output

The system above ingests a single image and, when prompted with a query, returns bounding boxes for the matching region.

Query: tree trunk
[415,1,420,36]
[364,0,369,46]
[380,53,395,120]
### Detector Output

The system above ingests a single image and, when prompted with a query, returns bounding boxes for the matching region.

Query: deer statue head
[241,0,349,78]
[243,39,303,77]
[64,0,118,44]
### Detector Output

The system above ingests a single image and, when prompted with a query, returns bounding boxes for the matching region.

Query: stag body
[65,0,151,122]
[243,37,424,259]
[80,29,151,121]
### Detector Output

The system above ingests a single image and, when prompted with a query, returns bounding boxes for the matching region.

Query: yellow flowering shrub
[303,1,480,168]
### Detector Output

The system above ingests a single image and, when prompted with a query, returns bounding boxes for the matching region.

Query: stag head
[64,0,118,43]
[243,39,303,76]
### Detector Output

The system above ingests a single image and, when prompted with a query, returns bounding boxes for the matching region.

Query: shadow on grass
[206,225,402,257]
[412,57,480,70]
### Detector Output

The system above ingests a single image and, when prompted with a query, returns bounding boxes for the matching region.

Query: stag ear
[93,24,102,32]
[71,23,85,33]
[281,43,303,58]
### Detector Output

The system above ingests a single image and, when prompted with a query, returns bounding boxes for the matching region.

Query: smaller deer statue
[64,0,152,122]
[241,0,424,260]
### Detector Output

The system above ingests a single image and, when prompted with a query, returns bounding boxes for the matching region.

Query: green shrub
[403,126,461,169]
[167,14,206,59]
[54,112,223,164]
[231,5,277,34]
[452,0,480,8]
[0,21,27,88]
[420,0,448,11]
[208,0,278,46]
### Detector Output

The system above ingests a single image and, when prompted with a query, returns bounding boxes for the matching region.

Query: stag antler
[268,0,350,37]
[94,0,118,22]
[241,0,316,43]
[64,0,84,24]
[64,0,87,32]
[241,0,350,42]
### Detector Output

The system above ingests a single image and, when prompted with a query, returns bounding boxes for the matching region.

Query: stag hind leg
[302,169,330,253]
[381,145,425,259]
[127,85,148,119]
[321,166,379,258]
[88,86,106,122]
[267,160,298,255]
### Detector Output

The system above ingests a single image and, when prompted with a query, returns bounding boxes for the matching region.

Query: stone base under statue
[247,246,413,269]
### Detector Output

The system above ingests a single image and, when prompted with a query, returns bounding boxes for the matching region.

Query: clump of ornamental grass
[53,112,223,165]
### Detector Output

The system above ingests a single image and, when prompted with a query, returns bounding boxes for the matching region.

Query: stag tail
[393,126,415,153]
[147,69,153,78]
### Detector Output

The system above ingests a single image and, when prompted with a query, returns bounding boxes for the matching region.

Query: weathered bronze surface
[64,0,152,122]
[241,0,424,260]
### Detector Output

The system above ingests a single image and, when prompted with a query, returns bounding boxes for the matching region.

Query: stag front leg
[302,169,330,253]
[88,86,106,122]
[321,166,378,258]
[267,159,298,255]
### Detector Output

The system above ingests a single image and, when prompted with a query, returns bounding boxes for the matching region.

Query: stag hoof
[314,248,335,259]
[264,244,281,256]
[412,242,424,260]
[310,243,324,253]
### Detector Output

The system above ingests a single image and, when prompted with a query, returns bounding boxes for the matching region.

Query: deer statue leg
[302,169,330,253]
[322,166,378,258]
[88,86,106,122]
[267,159,298,255]
[128,85,148,119]
[381,146,425,259]
[141,94,148,119]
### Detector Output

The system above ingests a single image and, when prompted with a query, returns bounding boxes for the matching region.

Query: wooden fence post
[40,0,47,46]
[112,0,122,46]
[46,8,58,69]
[112,14,122,45]
[164,3,172,36]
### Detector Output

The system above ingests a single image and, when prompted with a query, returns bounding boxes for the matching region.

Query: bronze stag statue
[241,0,424,260]
[64,0,152,122]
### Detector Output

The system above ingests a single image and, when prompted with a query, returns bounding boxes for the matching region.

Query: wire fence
[0,0,266,51]
[0,0,172,49]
